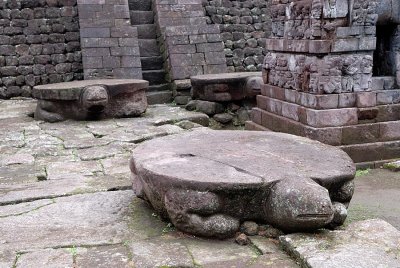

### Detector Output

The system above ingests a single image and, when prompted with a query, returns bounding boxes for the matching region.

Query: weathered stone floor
[0,99,399,268]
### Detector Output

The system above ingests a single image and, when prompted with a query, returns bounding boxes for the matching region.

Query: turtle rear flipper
[164,189,240,238]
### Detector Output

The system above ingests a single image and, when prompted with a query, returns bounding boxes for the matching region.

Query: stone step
[136,24,157,39]
[143,70,166,85]
[128,0,152,11]
[139,39,161,57]
[141,56,164,70]
[146,91,173,104]
[148,83,171,92]
[340,140,400,163]
[130,10,154,25]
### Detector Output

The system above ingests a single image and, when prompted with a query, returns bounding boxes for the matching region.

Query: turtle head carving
[264,178,334,232]
[81,85,109,115]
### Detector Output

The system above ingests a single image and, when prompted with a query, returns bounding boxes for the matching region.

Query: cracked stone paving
[1,98,400,268]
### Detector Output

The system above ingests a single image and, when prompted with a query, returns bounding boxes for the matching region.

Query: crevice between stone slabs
[0,186,130,207]
[0,199,55,218]
[279,236,309,268]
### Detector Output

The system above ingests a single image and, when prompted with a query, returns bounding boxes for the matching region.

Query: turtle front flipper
[327,180,355,228]
[35,100,65,122]
[164,190,240,238]
[264,178,334,232]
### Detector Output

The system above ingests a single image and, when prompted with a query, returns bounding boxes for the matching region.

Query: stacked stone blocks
[154,0,227,81]
[204,0,271,72]
[78,0,142,80]
[0,0,82,98]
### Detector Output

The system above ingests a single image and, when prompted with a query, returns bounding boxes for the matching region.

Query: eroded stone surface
[33,79,149,122]
[76,245,132,268]
[0,100,209,205]
[185,238,258,266]
[129,237,194,268]
[131,129,355,237]
[15,249,73,268]
[0,191,134,252]
[0,98,397,268]
[281,219,400,268]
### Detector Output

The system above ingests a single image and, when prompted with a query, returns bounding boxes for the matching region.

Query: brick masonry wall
[0,0,82,99]
[204,0,271,72]
[78,0,142,80]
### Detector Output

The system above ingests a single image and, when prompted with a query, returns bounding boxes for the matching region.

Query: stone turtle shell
[33,79,148,101]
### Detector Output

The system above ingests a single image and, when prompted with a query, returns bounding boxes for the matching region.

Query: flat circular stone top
[191,72,261,85]
[132,129,355,191]
[33,79,149,100]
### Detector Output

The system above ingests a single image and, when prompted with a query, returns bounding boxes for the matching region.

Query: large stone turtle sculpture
[33,79,148,122]
[130,129,356,238]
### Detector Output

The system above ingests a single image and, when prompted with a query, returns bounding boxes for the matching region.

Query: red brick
[379,121,400,141]
[338,93,356,108]
[304,127,342,146]
[300,107,358,127]
[341,124,380,145]
[356,92,377,108]
[281,101,300,121]
[268,84,285,100]
[250,108,262,125]
[256,95,267,110]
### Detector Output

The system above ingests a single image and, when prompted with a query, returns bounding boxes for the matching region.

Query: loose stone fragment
[235,233,250,246]
[213,113,233,124]
[240,221,259,236]
[260,226,284,239]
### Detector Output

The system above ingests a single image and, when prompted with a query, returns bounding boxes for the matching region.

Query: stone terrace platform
[0,99,399,267]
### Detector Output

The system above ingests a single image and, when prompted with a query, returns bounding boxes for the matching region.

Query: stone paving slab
[280,219,400,268]
[76,245,132,268]
[0,98,398,267]
[348,169,400,229]
[15,248,73,268]
[0,191,134,252]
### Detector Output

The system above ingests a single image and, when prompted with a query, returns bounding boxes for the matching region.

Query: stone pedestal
[191,72,263,102]
[247,0,400,166]
[33,79,148,122]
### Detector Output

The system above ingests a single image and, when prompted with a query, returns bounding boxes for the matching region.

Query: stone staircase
[129,0,172,104]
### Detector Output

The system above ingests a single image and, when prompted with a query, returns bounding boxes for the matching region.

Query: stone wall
[0,0,82,99]
[154,0,227,82]
[203,0,271,72]
[78,0,142,80]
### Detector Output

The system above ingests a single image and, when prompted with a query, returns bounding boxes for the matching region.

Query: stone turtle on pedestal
[191,72,263,102]
[33,79,148,122]
[130,129,356,238]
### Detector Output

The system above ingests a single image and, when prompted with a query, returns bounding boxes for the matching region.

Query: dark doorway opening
[373,24,397,77]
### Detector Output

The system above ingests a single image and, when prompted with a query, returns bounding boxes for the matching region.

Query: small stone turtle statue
[33,79,148,122]
[130,129,356,238]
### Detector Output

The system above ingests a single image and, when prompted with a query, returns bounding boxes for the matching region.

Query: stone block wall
[246,0,400,165]
[0,0,82,99]
[78,0,142,80]
[264,0,377,94]
[154,0,227,81]
[203,0,271,72]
